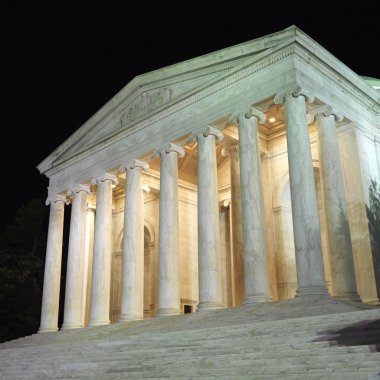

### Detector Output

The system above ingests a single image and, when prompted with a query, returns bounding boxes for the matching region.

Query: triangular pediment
[37,25,309,174]
[58,61,252,160]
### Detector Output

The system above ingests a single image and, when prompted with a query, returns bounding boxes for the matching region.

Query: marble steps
[2,309,379,358]
[1,300,379,379]
[2,349,380,376]
[2,357,380,380]
[1,329,379,378]
[5,298,371,337]
[2,301,376,351]
[2,335,375,363]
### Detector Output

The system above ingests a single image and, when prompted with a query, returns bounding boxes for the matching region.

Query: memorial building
[37,25,380,333]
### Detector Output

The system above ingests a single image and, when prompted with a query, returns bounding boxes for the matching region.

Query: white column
[237,109,271,304]
[222,144,244,306]
[157,143,184,316]
[39,194,66,333]
[194,126,224,311]
[88,173,117,327]
[275,87,329,298]
[82,203,95,326]
[119,159,148,321]
[62,184,91,330]
[314,106,360,301]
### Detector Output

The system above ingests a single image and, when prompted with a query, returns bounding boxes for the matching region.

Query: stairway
[1,298,379,379]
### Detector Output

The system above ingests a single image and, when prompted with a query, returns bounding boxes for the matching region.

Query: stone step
[2,310,379,346]
[1,299,378,379]
[3,345,379,374]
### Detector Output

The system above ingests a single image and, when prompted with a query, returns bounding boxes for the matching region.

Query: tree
[366,179,380,296]
[0,199,47,342]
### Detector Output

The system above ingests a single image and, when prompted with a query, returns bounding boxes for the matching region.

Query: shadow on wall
[314,318,380,352]
[366,179,380,297]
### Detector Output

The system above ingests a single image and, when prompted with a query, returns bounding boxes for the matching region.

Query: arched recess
[271,163,332,300]
[111,220,157,322]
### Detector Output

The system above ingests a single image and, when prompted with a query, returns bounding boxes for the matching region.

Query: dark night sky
[1,4,379,232]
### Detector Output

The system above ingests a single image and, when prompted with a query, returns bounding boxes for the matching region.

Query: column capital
[119,159,149,173]
[87,202,96,211]
[155,142,185,158]
[221,143,239,157]
[91,172,119,186]
[308,104,344,123]
[67,184,92,197]
[219,199,230,209]
[246,106,266,123]
[230,107,266,124]
[274,85,315,105]
[190,126,224,142]
[45,193,67,206]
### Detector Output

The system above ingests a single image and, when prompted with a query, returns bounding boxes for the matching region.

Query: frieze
[120,88,172,126]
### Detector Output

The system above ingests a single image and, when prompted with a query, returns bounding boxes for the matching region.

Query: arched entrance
[110,221,156,322]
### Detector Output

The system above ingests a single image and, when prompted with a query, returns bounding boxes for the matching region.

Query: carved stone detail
[190,126,224,142]
[155,142,185,158]
[230,106,266,125]
[67,184,92,197]
[274,85,315,105]
[120,88,172,126]
[308,104,344,123]
[246,106,266,123]
[45,193,67,206]
[91,172,119,186]
[119,159,149,173]
[221,143,239,157]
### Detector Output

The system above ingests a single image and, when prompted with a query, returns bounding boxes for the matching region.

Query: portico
[38,26,380,333]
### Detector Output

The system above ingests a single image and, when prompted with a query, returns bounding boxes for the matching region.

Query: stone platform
[1,298,380,379]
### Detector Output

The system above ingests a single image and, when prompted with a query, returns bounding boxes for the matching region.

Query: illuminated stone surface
[34,25,379,348]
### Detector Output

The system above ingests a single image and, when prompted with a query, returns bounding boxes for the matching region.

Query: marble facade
[38,26,380,332]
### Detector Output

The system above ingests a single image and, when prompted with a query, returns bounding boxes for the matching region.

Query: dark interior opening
[184,305,192,314]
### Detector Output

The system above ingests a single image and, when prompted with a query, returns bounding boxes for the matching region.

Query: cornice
[292,43,380,115]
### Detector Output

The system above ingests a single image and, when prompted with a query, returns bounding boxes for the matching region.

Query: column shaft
[284,94,328,297]
[88,178,114,326]
[157,144,183,316]
[119,162,146,321]
[39,197,65,333]
[82,205,95,326]
[228,146,244,306]
[316,113,359,301]
[196,128,224,311]
[62,189,89,329]
[238,115,271,303]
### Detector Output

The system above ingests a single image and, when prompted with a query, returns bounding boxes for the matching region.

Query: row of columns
[39,86,360,333]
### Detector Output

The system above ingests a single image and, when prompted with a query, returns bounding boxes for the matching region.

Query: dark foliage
[366,179,380,297]
[0,199,47,343]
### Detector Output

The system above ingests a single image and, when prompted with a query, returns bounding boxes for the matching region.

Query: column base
[244,294,272,305]
[197,302,224,312]
[156,308,181,317]
[60,323,83,330]
[87,319,110,327]
[333,291,361,303]
[295,286,331,299]
[118,314,143,322]
[38,327,58,333]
